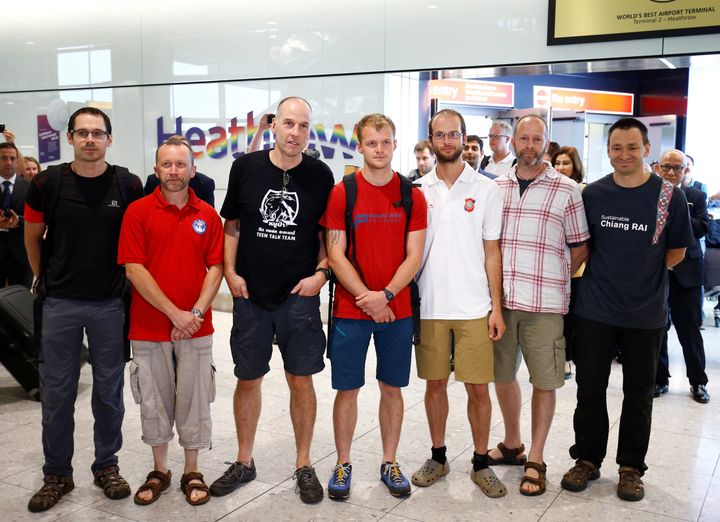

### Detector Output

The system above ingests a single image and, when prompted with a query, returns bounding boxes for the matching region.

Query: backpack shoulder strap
[652,179,675,245]
[480,155,490,170]
[398,173,415,241]
[342,172,365,283]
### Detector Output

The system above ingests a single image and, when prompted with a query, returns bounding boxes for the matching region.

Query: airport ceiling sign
[428,79,515,108]
[533,86,634,115]
[548,0,720,45]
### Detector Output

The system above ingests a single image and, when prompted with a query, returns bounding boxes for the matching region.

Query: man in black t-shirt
[210,97,334,504]
[24,108,143,513]
[561,118,693,502]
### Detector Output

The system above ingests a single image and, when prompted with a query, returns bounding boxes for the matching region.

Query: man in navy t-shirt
[561,118,693,502]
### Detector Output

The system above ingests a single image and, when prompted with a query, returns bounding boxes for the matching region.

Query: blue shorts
[230,294,326,380]
[328,318,413,390]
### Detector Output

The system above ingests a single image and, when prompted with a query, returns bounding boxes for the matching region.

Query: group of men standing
[21,98,701,513]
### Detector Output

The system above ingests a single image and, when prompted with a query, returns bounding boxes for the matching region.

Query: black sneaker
[209,459,257,496]
[293,466,323,504]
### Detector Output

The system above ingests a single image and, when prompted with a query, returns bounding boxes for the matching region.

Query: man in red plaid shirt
[488,114,589,496]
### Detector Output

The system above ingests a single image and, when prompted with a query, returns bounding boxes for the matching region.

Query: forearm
[384,255,421,295]
[570,244,589,274]
[193,265,223,314]
[316,230,329,269]
[125,263,182,320]
[24,223,45,277]
[329,254,369,297]
[223,219,240,276]
[484,241,503,311]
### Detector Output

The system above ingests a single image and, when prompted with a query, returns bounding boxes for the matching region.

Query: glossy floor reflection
[1,303,719,521]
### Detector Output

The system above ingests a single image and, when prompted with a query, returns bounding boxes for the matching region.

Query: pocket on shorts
[209,363,217,403]
[128,360,142,404]
[553,336,567,381]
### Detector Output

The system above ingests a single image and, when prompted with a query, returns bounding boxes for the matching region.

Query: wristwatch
[315,267,331,281]
[190,308,204,319]
[382,288,395,301]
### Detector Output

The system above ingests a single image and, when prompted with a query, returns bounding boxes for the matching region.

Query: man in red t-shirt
[117,135,224,507]
[322,113,427,499]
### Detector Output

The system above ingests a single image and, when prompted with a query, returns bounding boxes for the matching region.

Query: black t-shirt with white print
[220,150,334,310]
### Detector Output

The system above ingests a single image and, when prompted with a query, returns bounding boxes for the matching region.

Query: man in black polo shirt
[210,96,334,504]
[24,107,143,512]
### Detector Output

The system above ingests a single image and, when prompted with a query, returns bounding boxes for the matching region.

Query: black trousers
[571,316,663,474]
[656,273,708,387]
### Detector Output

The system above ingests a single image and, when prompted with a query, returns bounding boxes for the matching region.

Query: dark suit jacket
[673,185,709,288]
[143,171,215,207]
[0,176,31,266]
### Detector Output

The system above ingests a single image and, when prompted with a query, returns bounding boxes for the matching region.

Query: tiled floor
[1,304,719,521]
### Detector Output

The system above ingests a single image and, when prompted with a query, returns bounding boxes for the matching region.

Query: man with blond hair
[322,113,427,500]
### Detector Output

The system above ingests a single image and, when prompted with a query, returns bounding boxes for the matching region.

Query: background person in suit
[144,169,216,207]
[0,142,32,288]
[654,149,710,404]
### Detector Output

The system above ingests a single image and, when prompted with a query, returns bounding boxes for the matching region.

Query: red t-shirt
[118,188,224,341]
[321,171,427,320]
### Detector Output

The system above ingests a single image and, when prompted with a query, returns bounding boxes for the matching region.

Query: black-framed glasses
[70,129,109,139]
[432,131,463,140]
[488,133,509,140]
[659,164,685,173]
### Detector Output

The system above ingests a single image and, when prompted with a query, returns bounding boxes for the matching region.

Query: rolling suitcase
[0,285,89,400]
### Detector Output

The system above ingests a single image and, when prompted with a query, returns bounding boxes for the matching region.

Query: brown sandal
[134,470,172,506]
[487,442,528,466]
[520,461,547,496]
[617,466,644,501]
[181,472,210,506]
[94,465,131,500]
[28,475,75,512]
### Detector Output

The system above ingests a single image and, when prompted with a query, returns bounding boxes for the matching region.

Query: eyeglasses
[70,129,109,139]
[431,131,463,140]
[488,134,509,141]
[659,164,685,173]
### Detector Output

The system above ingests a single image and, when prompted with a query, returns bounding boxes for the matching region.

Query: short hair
[156,134,194,166]
[24,155,40,167]
[552,145,585,184]
[0,142,18,154]
[546,141,559,158]
[607,117,649,146]
[466,135,483,149]
[356,113,396,143]
[428,109,467,138]
[489,120,512,136]
[685,153,694,165]
[414,140,434,155]
[68,107,112,135]
[276,96,312,116]
[513,114,548,139]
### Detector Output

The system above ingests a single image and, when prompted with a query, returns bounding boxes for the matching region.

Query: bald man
[653,149,710,404]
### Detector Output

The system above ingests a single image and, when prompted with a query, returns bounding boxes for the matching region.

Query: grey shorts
[129,335,215,449]
[493,309,565,390]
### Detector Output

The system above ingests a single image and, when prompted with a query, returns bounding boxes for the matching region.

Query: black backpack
[327,172,421,349]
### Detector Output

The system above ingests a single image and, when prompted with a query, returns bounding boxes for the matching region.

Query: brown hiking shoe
[561,459,601,492]
[617,466,644,501]
[94,465,131,499]
[28,475,75,512]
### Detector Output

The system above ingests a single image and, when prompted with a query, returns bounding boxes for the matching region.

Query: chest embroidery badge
[464,198,476,212]
[192,219,207,235]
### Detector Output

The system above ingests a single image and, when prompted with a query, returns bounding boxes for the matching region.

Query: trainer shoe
[293,466,323,504]
[328,463,352,500]
[380,461,411,497]
[209,459,257,496]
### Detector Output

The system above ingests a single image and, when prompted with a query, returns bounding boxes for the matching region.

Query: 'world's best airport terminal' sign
[548,0,720,45]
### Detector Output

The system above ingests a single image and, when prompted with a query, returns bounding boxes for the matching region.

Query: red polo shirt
[118,187,224,341]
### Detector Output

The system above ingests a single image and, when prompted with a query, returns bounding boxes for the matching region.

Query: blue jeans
[40,297,126,477]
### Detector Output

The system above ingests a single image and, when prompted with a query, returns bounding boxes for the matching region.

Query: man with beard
[490,114,589,496]
[562,120,693,502]
[410,109,507,498]
[408,140,435,181]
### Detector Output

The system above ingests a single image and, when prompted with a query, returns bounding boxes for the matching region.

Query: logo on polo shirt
[192,219,207,235]
[464,198,475,212]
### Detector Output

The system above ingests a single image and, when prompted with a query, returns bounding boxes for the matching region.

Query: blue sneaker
[380,461,411,497]
[328,463,352,499]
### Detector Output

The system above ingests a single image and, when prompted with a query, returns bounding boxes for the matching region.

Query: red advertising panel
[429,79,515,108]
[533,86,634,115]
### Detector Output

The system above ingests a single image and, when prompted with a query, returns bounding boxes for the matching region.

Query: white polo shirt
[484,152,515,177]
[416,163,502,319]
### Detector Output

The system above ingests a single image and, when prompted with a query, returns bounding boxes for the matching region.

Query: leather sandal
[181,471,210,506]
[617,466,644,501]
[134,469,172,506]
[28,475,75,512]
[519,461,547,496]
[487,442,527,466]
[93,465,131,500]
[561,459,600,492]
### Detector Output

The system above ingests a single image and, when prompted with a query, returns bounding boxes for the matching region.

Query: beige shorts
[129,335,215,449]
[415,317,494,384]
[493,309,565,390]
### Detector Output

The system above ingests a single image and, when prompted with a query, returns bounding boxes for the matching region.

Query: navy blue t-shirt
[220,150,334,310]
[574,174,693,329]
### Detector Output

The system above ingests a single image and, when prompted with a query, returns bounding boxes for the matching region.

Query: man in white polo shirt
[481,120,516,177]
[410,109,507,498]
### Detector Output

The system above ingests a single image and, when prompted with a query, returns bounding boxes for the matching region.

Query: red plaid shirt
[496,166,589,314]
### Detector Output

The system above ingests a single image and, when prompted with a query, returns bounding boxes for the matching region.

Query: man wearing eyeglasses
[212,97,334,504]
[652,150,710,404]
[24,107,144,512]
[480,120,516,176]
[491,114,589,496]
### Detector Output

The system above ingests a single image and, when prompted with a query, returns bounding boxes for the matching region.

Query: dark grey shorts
[230,294,326,380]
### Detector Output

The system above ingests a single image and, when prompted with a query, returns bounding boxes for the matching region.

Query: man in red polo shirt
[118,135,223,506]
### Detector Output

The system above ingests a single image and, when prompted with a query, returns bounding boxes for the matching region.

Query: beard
[516,148,544,167]
[435,146,463,163]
